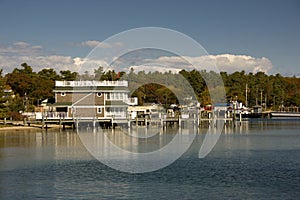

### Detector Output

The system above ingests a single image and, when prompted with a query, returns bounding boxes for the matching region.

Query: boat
[270,112,300,118]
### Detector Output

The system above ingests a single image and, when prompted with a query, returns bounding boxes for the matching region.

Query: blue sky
[0,0,299,76]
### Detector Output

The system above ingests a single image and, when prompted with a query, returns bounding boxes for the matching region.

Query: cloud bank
[0,41,43,56]
[129,54,273,74]
[79,40,123,49]
[0,41,273,75]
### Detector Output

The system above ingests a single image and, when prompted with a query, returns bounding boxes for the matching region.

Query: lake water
[0,119,299,199]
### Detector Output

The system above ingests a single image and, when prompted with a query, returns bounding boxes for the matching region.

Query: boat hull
[271,112,300,117]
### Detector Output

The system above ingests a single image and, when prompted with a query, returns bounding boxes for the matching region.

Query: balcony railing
[125,97,138,106]
[55,80,128,87]
[35,112,69,120]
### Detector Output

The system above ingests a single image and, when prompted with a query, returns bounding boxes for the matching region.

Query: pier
[20,108,246,131]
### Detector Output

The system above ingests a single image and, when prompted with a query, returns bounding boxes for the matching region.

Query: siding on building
[68,107,104,118]
[50,81,137,120]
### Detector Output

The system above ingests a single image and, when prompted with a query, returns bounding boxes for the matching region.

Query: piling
[42,115,45,129]
[59,116,62,130]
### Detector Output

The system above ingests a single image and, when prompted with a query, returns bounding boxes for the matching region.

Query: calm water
[0,119,300,199]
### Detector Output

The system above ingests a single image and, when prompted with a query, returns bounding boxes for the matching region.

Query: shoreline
[0,126,41,131]
[0,124,63,131]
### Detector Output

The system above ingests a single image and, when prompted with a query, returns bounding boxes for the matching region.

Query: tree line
[1,63,300,119]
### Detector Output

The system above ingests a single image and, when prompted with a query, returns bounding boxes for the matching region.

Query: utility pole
[265,96,267,111]
[260,90,263,107]
[281,90,284,108]
[256,88,258,105]
[245,83,248,107]
[24,92,28,112]
[273,96,276,111]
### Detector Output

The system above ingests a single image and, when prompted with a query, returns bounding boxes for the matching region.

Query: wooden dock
[1,109,248,131]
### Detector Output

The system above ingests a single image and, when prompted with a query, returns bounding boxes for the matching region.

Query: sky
[0,0,300,76]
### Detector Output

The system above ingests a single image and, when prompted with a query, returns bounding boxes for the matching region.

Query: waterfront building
[36,80,138,124]
[127,104,163,119]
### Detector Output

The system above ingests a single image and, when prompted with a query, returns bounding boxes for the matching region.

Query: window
[97,92,102,97]
[107,93,110,100]
[61,92,66,96]
[97,107,102,113]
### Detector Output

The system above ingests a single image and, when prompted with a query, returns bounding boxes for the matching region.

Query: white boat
[271,112,300,117]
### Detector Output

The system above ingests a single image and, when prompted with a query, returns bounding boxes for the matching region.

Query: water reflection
[1,118,299,172]
[0,130,92,171]
[1,119,299,199]
[78,126,199,173]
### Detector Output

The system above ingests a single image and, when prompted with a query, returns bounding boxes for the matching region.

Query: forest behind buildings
[1,63,300,120]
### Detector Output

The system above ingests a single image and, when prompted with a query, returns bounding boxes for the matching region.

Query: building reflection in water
[0,130,92,171]
[0,120,266,172]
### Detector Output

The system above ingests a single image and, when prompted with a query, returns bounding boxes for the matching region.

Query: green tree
[59,70,78,81]
[0,69,9,118]
[6,64,56,112]
[94,66,104,80]
[6,63,36,97]
[38,68,59,80]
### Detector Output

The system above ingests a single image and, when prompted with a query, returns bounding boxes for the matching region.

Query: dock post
[45,115,48,130]
[41,115,44,129]
[112,118,115,129]
[59,116,62,130]
[239,113,242,125]
[197,112,200,127]
[199,111,202,127]
[213,112,217,127]
[233,103,236,128]
[93,117,96,130]
[76,118,79,130]
[128,120,131,129]
[62,117,65,130]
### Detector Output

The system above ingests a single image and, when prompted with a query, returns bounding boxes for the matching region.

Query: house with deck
[36,80,137,125]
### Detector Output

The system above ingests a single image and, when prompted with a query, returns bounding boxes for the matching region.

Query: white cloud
[130,54,273,74]
[13,41,30,48]
[79,40,123,48]
[0,41,43,56]
[72,57,109,71]
[0,55,75,74]
[0,41,110,75]
[0,54,110,76]
[0,41,273,76]
[207,54,273,73]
